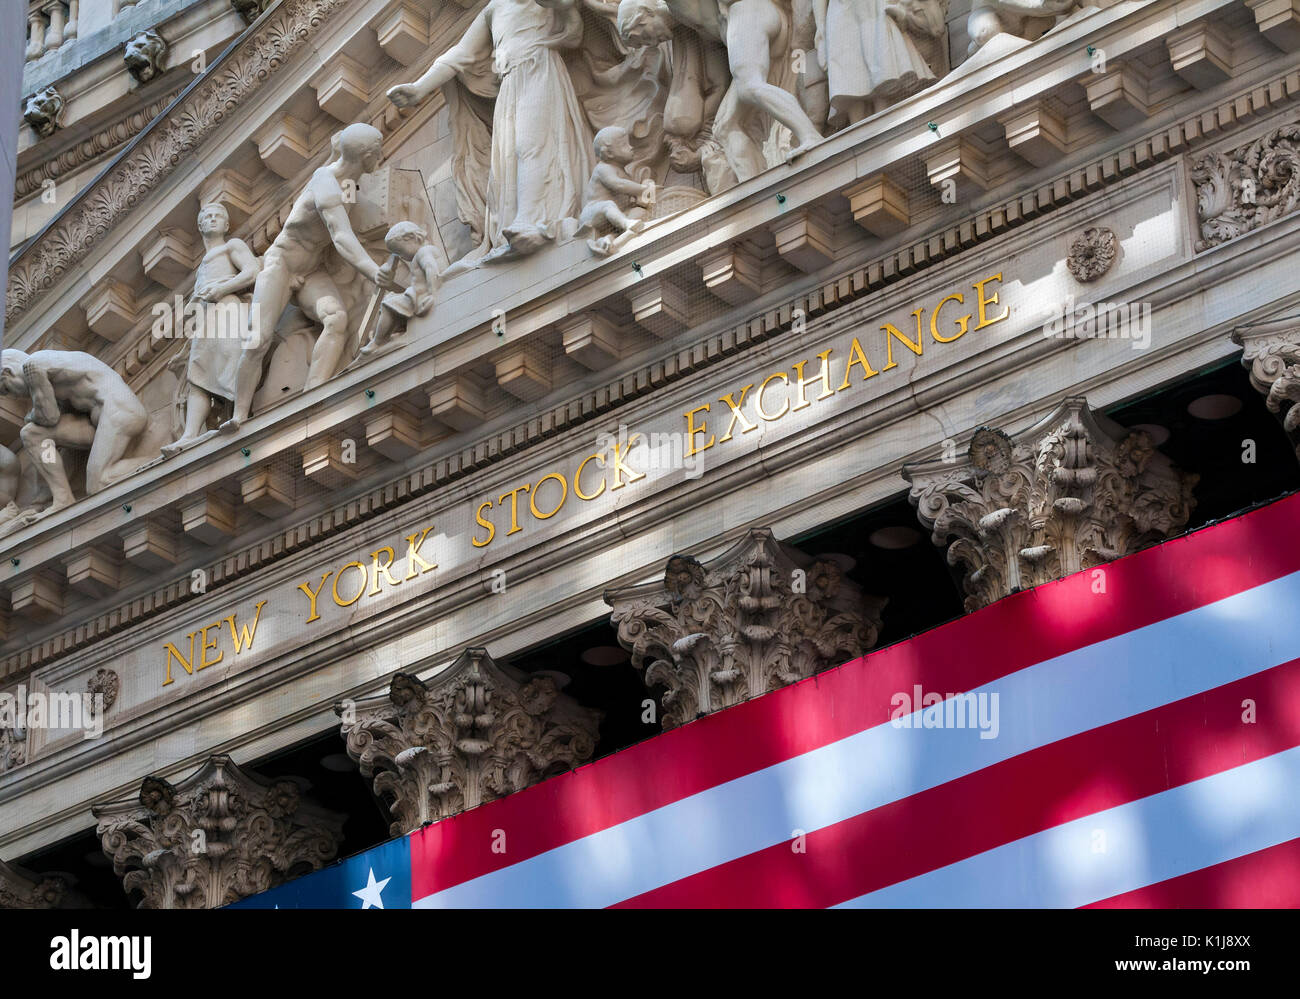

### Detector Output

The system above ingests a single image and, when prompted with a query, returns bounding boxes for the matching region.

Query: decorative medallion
[1066,226,1118,282]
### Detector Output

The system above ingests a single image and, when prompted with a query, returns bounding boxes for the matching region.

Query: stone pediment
[0,0,1294,667]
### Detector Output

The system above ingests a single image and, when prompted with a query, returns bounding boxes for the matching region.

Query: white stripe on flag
[415,570,1300,908]
[836,744,1300,908]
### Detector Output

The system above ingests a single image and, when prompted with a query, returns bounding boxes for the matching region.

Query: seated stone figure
[359,222,440,358]
[0,349,148,519]
[579,126,656,256]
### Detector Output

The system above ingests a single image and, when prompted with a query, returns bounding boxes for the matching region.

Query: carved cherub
[359,222,440,357]
[0,349,148,517]
[580,126,655,257]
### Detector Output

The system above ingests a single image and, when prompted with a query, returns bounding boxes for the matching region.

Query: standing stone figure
[617,0,826,182]
[163,203,261,456]
[220,123,398,434]
[0,349,147,517]
[387,0,595,262]
[812,0,941,129]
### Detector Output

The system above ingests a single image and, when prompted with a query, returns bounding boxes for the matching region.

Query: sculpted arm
[22,359,61,427]
[389,8,492,106]
[596,163,651,198]
[216,238,261,298]
[314,180,380,282]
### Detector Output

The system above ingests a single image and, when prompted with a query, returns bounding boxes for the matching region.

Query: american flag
[234,491,1300,909]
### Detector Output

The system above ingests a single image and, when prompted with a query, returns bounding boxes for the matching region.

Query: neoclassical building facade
[3,0,1300,908]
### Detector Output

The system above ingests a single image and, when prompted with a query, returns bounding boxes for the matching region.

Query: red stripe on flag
[410,493,1300,901]
[613,657,1300,908]
[1084,838,1300,908]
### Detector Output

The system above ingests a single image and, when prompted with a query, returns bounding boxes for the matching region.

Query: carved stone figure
[163,203,261,456]
[902,398,1198,611]
[220,123,398,434]
[580,126,655,255]
[606,529,886,728]
[965,0,1079,57]
[359,221,440,357]
[22,85,65,138]
[388,0,597,262]
[124,29,168,84]
[337,648,601,835]
[0,349,148,518]
[618,0,826,182]
[231,0,270,22]
[1192,123,1300,252]
[93,755,344,909]
[0,446,24,534]
[812,0,942,129]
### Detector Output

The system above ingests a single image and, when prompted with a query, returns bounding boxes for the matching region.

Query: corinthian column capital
[92,755,343,909]
[903,397,1198,612]
[1233,317,1300,457]
[337,648,602,835]
[0,858,86,909]
[605,530,887,730]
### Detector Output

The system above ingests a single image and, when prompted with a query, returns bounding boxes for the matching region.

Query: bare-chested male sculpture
[221,122,397,434]
[617,0,825,180]
[0,349,147,517]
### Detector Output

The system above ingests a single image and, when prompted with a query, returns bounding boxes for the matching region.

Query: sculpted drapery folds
[902,398,1198,612]
[93,756,343,909]
[337,648,601,836]
[389,0,670,263]
[606,529,886,729]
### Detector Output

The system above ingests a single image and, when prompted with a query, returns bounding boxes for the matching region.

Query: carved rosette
[1067,227,1117,282]
[87,668,119,714]
[0,859,86,909]
[92,755,343,909]
[1192,123,1300,252]
[903,398,1197,611]
[1232,318,1300,457]
[337,649,602,836]
[606,530,887,730]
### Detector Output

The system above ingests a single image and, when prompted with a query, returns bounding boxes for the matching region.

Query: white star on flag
[352,867,391,910]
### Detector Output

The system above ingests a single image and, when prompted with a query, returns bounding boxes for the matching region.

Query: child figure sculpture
[579,126,655,257]
[359,221,440,357]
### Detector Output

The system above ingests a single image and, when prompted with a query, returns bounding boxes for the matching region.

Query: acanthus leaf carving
[1192,122,1300,252]
[903,397,1197,611]
[1232,318,1300,457]
[92,755,344,909]
[606,529,886,729]
[337,648,602,836]
[0,858,87,909]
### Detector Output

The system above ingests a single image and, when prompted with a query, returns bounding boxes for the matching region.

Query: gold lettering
[610,433,646,490]
[717,385,758,442]
[369,547,401,595]
[973,273,1010,330]
[930,293,971,343]
[332,562,368,607]
[162,633,197,686]
[791,350,834,411]
[225,600,267,655]
[529,472,568,520]
[472,500,496,548]
[574,453,607,501]
[298,572,333,624]
[756,372,789,421]
[405,526,438,579]
[197,622,223,670]
[499,486,531,536]
[837,337,878,390]
[684,404,714,457]
[882,310,925,371]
